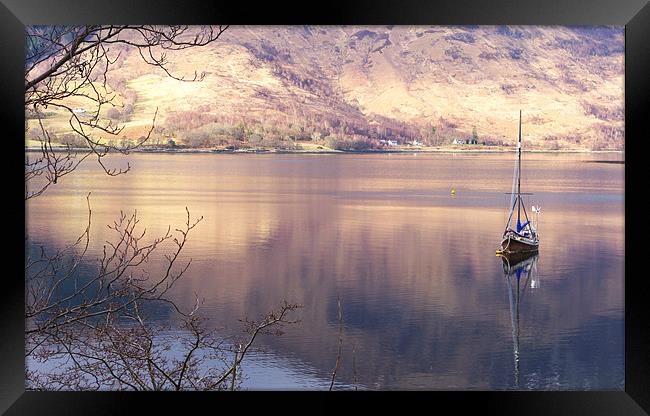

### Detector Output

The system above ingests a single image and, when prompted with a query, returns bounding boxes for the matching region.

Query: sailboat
[497,111,539,255]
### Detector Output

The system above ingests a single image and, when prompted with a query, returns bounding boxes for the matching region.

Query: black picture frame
[2,0,648,414]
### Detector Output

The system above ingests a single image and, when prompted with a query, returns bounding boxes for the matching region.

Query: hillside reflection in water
[26,152,624,390]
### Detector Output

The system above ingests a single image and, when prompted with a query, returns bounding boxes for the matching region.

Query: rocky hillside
[31,26,625,150]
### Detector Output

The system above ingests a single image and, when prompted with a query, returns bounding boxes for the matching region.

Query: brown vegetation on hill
[29,26,624,151]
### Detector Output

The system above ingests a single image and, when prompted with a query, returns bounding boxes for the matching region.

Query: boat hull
[497,250,538,272]
[499,235,539,254]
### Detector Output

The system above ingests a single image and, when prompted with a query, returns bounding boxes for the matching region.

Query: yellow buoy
[450,188,456,195]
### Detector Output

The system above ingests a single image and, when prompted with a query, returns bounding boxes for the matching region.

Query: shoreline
[25,146,625,155]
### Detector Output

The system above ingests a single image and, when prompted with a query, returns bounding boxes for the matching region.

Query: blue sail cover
[516,219,530,233]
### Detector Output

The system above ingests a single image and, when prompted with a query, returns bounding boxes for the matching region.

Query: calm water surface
[26,152,625,390]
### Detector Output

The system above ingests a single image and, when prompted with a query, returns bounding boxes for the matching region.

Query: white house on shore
[453,138,479,145]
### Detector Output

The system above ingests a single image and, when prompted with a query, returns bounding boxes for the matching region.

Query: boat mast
[503,111,522,235]
[517,110,522,226]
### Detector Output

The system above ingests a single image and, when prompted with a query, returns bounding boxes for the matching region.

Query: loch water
[26,152,625,390]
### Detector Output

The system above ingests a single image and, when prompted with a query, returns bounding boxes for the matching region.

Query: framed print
[1,0,648,414]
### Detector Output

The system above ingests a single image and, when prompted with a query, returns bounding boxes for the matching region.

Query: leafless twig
[329,296,343,391]
[26,196,301,390]
[25,25,228,200]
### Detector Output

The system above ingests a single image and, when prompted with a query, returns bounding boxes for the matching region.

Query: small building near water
[453,138,479,145]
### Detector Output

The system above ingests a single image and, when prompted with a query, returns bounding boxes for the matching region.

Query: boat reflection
[497,251,539,388]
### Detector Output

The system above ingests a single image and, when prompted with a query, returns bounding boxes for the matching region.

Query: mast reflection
[497,251,539,389]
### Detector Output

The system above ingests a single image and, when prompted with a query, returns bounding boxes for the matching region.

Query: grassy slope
[27,26,624,150]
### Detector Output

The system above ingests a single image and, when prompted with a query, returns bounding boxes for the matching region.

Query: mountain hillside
[30,26,625,150]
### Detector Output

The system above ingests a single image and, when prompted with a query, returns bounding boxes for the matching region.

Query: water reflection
[498,251,539,389]
[26,153,624,390]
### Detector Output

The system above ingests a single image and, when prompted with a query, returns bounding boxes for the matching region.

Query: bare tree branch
[26,25,305,391]
[25,25,228,200]
[26,195,301,390]
[329,296,343,391]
